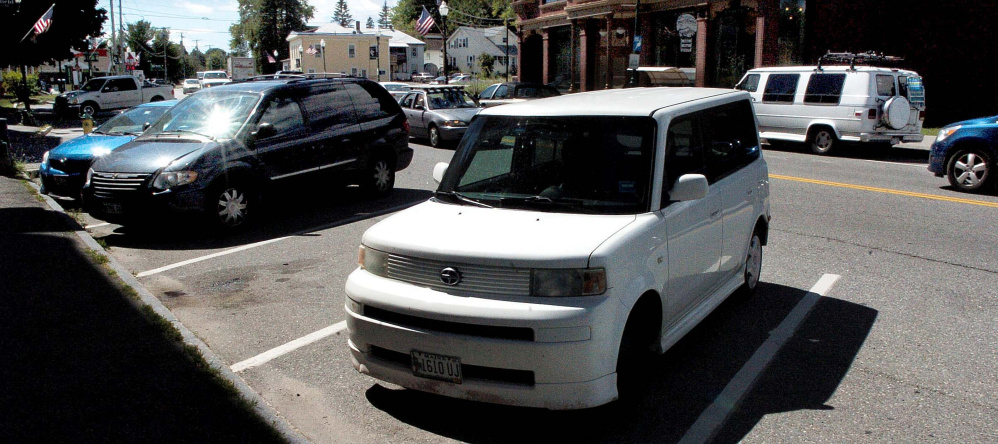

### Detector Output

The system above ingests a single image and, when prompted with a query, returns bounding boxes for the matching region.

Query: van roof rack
[233,72,353,84]
[816,51,904,70]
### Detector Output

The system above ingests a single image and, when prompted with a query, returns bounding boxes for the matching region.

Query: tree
[2,0,106,69]
[124,21,156,75]
[230,0,314,74]
[366,17,375,29]
[333,0,353,27]
[479,53,494,77]
[205,48,228,70]
[378,1,392,29]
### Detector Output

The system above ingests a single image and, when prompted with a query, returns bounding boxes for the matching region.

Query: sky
[97,0,392,54]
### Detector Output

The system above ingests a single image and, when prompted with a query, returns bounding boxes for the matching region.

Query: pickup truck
[55,75,174,117]
[411,72,435,83]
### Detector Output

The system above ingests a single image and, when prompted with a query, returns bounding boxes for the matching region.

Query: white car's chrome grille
[385,253,531,295]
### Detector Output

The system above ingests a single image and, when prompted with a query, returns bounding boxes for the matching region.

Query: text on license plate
[103,202,122,215]
[411,350,462,384]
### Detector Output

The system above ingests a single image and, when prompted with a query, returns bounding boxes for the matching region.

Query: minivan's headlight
[151,170,199,190]
[442,120,467,127]
[935,125,961,143]
[359,245,389,277]
[531,268,607,297]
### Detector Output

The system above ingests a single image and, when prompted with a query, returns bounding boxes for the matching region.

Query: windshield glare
[440,116,656,214]
[427,89,478,109]
[95,105,171,135]
[147,90,260,139]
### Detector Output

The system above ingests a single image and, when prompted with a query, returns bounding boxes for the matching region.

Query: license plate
[411,350,462,384]
[103,202,122,215]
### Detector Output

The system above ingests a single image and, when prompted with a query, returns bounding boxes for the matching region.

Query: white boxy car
[736,53,925,154]
[345,87,771,409]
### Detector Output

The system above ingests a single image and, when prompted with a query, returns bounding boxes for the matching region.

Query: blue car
[40,100,176,199]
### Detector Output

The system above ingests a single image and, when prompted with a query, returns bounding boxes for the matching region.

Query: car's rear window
[804,74,846,104]
[763,74,799,103]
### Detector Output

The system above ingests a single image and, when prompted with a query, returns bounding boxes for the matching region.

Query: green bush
[2,70,41,99]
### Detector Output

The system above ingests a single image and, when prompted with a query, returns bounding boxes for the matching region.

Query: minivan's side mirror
[251,122,276,140]
[432,162,448,184]
[142,121,152,131]
[669,174,709,202]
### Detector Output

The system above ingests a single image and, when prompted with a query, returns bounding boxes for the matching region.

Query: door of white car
[661,113,723,320]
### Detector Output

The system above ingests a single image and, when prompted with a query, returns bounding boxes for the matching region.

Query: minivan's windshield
[438,115,656,215]
[146,90,260,139]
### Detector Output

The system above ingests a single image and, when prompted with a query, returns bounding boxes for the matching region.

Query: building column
[605,16,613,89]
[579,24,589,91]
[755,16,765,68]
[569,21,577,93]
[695,16,708,87]
[542,30,551,84]
[517,31,525,82]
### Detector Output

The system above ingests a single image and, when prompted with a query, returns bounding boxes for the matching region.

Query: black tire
[361,154,395,197]
[616,305,658,403]
[206,180,254,231]
[809,127,836,155]
[947,148,992,192]
[428,125,442,148]
[80,102,99,117]
[741,231,763,296]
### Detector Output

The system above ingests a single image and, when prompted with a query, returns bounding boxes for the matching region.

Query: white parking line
[135,202,418,278]
[231,321,348,373]
[678,273,841,444]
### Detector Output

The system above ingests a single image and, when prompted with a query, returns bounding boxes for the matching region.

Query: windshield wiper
[434,190,494,208]
[497,195,595,213]
[158,129,214,140]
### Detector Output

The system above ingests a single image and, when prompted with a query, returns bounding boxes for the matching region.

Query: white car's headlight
[531,268,607,297]
[358,245,388,277]
[151,170,199,190]
[935,125,961,143]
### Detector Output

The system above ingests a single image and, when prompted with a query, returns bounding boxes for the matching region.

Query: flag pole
[21,4,55,43]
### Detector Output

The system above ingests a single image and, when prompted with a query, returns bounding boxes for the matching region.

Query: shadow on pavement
[765,141,930,165]
[364,282,877,444]
[97,186,433,251]
[0,204,284,442]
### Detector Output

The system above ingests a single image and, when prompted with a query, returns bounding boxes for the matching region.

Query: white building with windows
[445,26,518,76]
[286,21,425,81]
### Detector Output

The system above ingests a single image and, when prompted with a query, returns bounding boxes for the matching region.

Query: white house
[286,21,424,82]
[445,26,518,76]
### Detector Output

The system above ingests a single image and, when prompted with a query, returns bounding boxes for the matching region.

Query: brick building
[514,0,997,126]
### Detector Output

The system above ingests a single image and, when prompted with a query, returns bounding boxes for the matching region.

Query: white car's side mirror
[432,162,449,184]
[670,173,709,201]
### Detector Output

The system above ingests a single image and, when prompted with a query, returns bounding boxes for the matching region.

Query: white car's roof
[747,65,919,75]
[479,87,743,117]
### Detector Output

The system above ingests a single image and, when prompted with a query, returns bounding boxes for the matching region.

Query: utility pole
[110,0,116,74]
[162,28,169,82]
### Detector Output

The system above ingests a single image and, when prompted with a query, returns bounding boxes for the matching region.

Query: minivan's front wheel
[362,156,395,198]
[809,127,836,155]
[947,148,992,192]
[210,184,253,230]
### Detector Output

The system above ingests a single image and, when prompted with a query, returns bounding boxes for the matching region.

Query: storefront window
[778,0,806,65]
[650,11,697,69]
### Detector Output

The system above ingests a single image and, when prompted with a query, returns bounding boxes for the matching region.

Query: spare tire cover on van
[884,96,912,130]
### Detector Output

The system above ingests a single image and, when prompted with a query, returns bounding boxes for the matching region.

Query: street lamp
[320,39,326,73]
[298,44,303,70]
[439,1,449,85]
[376,28,382,82]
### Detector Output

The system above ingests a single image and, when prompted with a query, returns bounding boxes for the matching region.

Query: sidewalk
[0,174,299,442]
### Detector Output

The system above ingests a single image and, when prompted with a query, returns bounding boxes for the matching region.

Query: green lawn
[922,127,940,136]
[0,93,57,108]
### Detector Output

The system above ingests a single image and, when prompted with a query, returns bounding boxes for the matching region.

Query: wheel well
[208,167,259,195]
[622,292,663,352]
[755,216,769,246]
[807,124,837,141]
[150,96,163,102]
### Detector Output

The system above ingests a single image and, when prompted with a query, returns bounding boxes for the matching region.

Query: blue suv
[928,115,998,193]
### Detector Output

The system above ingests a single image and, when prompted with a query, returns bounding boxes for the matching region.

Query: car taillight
[868,108,877,119]
[403,120,410,133]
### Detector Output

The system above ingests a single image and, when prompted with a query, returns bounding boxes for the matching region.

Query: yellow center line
[770,174,998,208]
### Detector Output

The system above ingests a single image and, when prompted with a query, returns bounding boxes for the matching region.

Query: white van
[736,53,925,154]
[345,87,771,409]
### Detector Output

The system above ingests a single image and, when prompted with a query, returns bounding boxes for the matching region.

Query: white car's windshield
[438,115,656,214]
[204,72,228,79]
[426,89,478,109]
[146,90,260,139]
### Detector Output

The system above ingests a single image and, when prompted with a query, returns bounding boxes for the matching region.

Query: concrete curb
[25,179,310,444]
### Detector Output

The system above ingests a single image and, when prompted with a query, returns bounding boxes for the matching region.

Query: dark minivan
[82,77,412,230]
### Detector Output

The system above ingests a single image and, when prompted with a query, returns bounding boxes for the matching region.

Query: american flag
[415,6,435,36]
[305,45,318,55]
[33,4,55,35]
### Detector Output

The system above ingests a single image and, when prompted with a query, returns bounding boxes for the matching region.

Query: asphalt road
[67,139,997,443]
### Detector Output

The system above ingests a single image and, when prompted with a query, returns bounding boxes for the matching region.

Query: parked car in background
[398,85,482,147]
[200,70,232,88]
[928,115,998,193]
[39,100,177,199]
[82,77,412,231]
[429,76,448,85]
[182,79,201,94]
[736,52,925,155]
[450,75,472,84]
[412,72,435,83]
[345,87,770,409]
[379,82,412,101]
[477,82,560,108]
[55,75,173,117]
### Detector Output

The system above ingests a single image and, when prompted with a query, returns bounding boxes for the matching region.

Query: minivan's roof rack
[816,51,904,70]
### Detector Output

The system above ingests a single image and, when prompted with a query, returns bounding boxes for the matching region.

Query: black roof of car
[208,76,375,93]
